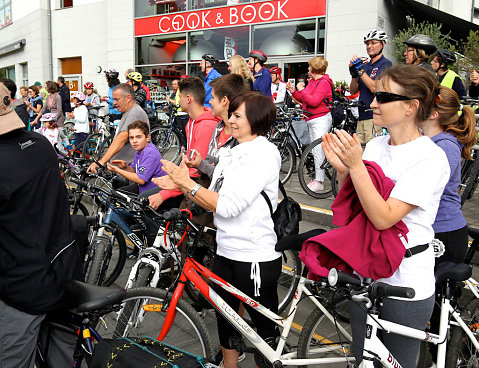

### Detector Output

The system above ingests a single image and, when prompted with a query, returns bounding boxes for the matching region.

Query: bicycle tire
[297,298,352,366]
[271,139,296,185]
[461,159,479,205]
[277,250,302,314]
[331,169,339,197]
[101,224,127,287]
[446,298,479,368]
[150,126,185,164]
[82,132,104,159]
[298,138,335,199]
[98,135,113,161]
[69,199,89,216]
[97,287,214,360]
[85,235,108,285]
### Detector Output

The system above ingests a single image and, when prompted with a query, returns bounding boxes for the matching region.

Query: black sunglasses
[374,92,412,104]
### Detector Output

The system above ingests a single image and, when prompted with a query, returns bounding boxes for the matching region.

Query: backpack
[261,180,302,240]
[323,83,344,127]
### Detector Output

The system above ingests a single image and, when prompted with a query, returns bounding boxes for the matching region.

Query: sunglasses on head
[374,92,412,104]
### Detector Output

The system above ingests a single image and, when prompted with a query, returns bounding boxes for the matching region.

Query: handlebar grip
[371,282,415,299]
[110,189,130,202]
[71,178,90,188]
[162,208,182,220]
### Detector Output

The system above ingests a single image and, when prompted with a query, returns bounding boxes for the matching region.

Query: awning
[0,39,26,57]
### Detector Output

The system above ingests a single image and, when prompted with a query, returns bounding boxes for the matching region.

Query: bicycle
[327,263,477,368]
[82,107,118,160]
[109,209,355,366]
[297,97,362,199]
[35,279,127,367]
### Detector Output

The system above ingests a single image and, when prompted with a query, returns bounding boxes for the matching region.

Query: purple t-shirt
[130,142,166,193]
[431,132,467,233]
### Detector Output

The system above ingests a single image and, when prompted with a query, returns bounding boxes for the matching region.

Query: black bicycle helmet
[436,49,456,65]
[202,53,218,66]
[403,34,437,55]
[249,50,267,63]
[104,68,119,79]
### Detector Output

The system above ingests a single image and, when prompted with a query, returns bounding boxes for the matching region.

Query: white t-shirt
[73,105,90,134]
[362,135,450,300]
[271,82,287,105]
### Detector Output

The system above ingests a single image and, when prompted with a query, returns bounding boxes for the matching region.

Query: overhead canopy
[394,0,479,42]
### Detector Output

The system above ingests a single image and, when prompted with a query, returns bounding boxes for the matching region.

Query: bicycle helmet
[269,66,282,75]
[249,50,267,63]
[40,113,57,122]
[104,68,119,79]
[403,34,437,55]
[436,49,456,65]
[201,54,218,66]
[127,71,143,83]
[72,91,86,101]
[364,29,388,44]
[84,81,94,89]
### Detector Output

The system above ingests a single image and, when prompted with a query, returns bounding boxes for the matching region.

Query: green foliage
[456,30,479,79]
[391,19,454,64]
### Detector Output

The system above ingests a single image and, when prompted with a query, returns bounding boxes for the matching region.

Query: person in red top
[147,77,219,209]
[286,56,333,193]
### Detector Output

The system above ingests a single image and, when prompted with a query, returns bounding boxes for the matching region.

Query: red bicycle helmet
[269,66,282,75]
[249,50,267,63]
[84,81,94,89]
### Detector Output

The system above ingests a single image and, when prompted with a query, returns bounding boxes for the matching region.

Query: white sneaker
[307,180,324,192]
[238,352,246,362]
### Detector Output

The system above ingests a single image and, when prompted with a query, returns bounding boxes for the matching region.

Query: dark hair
[209,73,249,103]
[58,76,65,84]
[434,86,477,159]
[107,76,121,88]
[46,80,59,93]
[0,79,16,99]
[378,64,440,123]
[178,77,206,105]
[28,85,39,95]
[113,83,135,98]
[127,120,149,136]
[228,91,276,136]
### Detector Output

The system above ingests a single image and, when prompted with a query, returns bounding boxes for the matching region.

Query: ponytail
[435,86,477,159]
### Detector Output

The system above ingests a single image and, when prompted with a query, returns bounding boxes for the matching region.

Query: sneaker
[237,352,246,362]
[127,250,139,259]
[307,180,324,192]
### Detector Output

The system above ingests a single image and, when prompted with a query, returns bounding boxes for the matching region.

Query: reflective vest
[441,70,461,89]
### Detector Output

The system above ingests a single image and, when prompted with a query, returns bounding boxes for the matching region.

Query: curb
[299,203,334,227]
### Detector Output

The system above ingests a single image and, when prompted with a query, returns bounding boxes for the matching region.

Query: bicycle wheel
[331,169,339,197]
[97,287,214,359]
[150,126,185,164]
[298,138,335,199]
[446,298,479,367]
[297,298,352,367]
[82,132,104,159]
[98,135,113,161]
[277,250,302,314]
[69,198,89,216]
[272,139,296,185]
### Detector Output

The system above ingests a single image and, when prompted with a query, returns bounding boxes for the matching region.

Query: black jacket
[59,83,72,113]
[0,130,81,314]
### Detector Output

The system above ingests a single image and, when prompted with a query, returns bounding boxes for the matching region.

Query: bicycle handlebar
[371,282,415,299]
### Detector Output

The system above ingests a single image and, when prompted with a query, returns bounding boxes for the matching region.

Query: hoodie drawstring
[250,262,261,297]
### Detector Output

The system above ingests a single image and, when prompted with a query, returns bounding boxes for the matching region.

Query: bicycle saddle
[468,227,479,241]
[275,228,326,252]
[434,262,472,286]
[65,279,127,313]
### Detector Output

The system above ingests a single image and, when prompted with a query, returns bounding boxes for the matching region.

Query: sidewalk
[284,174,479,230]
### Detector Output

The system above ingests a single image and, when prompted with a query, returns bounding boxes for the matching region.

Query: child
[67,91,89,147]
[107,120,165,194]
[40,113,70,154]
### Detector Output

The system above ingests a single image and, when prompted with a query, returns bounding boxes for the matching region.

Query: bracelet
[190,183,201,197]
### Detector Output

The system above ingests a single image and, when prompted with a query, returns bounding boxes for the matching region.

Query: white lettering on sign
[241,5,256,23]
[258,2,275,21]
[278,0,289,19]
[202,10,211,28]
[186,12,200,29]
[230,7,239,24]
[172,14,185,31]
[159,17,170,32]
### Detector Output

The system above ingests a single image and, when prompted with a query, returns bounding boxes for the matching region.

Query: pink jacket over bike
[299,160,409,280]
[291,74,333,121]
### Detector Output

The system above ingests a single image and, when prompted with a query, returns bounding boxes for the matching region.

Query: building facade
[0,0,477,99]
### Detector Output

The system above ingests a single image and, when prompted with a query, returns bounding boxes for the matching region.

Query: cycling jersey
[271,82,287,105]
[253,67,272,97]
[134,86,147,108]
[204,68,222,108]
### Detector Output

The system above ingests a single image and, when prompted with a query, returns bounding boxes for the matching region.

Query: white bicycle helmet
[364,29,388,44]
[72,91,86,101]
[40,113,57,122]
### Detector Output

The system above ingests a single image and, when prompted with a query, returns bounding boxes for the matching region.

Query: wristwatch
[190,183,201,197]
[357,70,365,77]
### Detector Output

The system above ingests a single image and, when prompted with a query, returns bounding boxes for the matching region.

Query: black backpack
[261,181,302,240]
[323,83,344,127]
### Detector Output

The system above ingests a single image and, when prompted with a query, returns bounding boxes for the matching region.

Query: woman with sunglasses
[322,64,450,367]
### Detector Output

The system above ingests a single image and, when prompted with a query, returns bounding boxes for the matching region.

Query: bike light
[328,268,338,286]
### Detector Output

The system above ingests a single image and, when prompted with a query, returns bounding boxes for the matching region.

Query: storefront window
[138,65,186,90]
[253,19,317,57]
[135,0,265,16]
[188,26,249,61]
[136,33,187,65]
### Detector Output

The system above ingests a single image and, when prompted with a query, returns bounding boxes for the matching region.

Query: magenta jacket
[292,74,333,121]
[299,161,409,280]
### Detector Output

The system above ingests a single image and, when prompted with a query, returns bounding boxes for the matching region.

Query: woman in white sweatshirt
[162,91,281,368]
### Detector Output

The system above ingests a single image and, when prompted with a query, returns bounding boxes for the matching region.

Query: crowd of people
[0,30,478,368]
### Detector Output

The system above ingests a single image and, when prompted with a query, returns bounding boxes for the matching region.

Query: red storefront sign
[135,0,326,37]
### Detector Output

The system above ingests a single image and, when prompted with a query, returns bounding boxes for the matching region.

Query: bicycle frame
[157,256,353,366]
[359,295,479,368]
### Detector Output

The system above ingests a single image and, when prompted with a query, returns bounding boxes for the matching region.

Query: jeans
[307,113,332,181]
